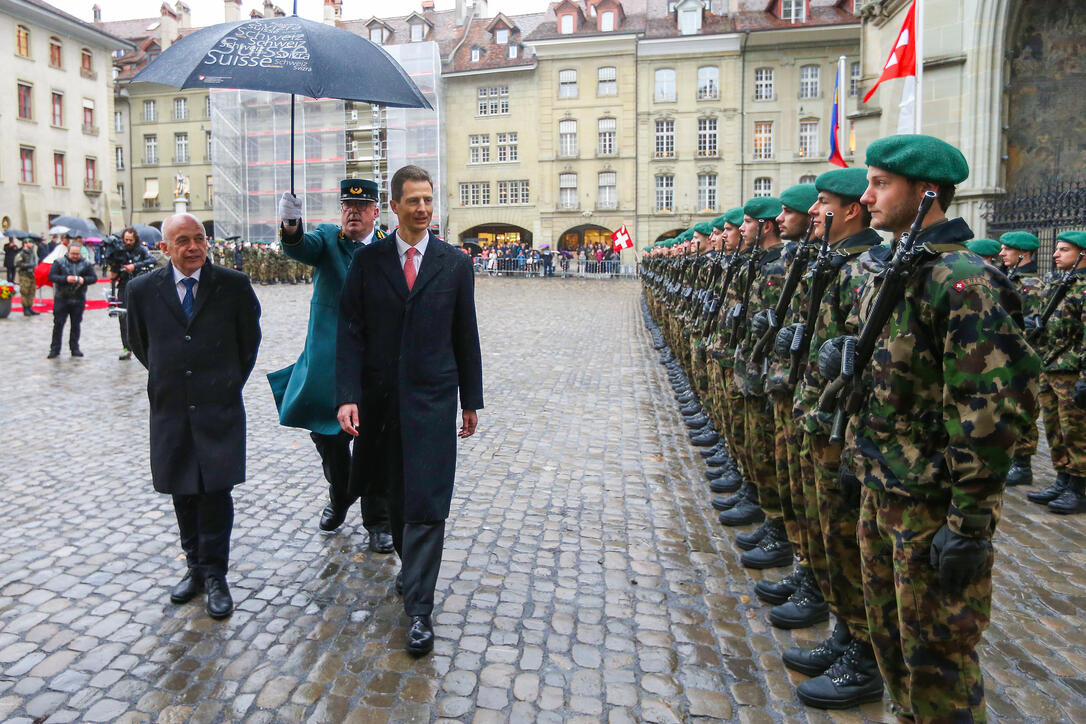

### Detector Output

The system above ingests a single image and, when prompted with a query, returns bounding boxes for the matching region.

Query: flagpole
[838,55,846,157]
[914,0,923,133]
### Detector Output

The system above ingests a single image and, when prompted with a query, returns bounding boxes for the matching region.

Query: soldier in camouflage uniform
[826,135,1040,719]
[1026,230,1086,514]
[682,223,722,440]
[997,231,1045,487]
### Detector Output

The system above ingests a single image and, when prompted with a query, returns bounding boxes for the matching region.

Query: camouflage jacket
[794,230,885,432]
[734,243,785,396]
[705,251,743,365]
[763,239,808,394]
[845,218,1041,538]
[1041,274,1086,374]
[1007,260,1045,318]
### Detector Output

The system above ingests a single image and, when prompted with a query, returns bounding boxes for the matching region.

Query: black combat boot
[709,473,742,494]
[1005,457,1033,487]
[712,482,750,511]
[706,466,724,480]
[690,430,719,447]
[755,562,804,605]
[796,638,884,709]
[675,390,695,404]
[741,520,793,569]
[706,449,731,467]
[1048,475,1086,515]
[699,441,723,459]
[782,619,851,676]
[735,520,772,551]
[718,489,764,526]
[684,413,710,429]
[769,568,829,629]
[679,401,702,416]
[1027,471,1070,504]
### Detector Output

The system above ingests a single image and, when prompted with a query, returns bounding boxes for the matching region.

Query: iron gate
[986,180,1086,277]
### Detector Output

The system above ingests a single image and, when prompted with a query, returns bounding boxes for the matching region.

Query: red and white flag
[862,0,917,104]
[611,224,633,252]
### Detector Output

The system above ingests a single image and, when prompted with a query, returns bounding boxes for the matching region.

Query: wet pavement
[0,276,1083,723]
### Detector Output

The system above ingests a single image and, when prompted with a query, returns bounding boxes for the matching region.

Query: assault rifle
[787,213,835,386]
[820,191,939,443]
[694,252,725,331]
[1025,248,1086,346]
[703,250,744,338]
[750,221,817,365]
[726,223,765,347]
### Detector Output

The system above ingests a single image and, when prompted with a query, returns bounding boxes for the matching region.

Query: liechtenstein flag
[828,62,848,168]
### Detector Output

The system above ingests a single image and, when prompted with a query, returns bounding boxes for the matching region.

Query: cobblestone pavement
[0,276,1084,724]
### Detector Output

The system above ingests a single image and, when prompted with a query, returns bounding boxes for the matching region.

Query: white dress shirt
[172,265,202,304]
[359,229,376,246]
[395,234,429,274]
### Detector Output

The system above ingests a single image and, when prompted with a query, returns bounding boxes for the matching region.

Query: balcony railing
[80,67,97,80]
[83,178,102,194]
[82,124,99,136]
[653,150,676,159]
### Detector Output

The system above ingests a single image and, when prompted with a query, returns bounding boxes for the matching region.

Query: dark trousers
[117,283,129,350]
[380,429,445,616]
[4,266,13,283]
[172,490,233,580]
[312,431,390,533]
[50,296,84,353]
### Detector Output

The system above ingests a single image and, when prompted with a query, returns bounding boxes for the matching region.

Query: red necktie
[404,247,418,290]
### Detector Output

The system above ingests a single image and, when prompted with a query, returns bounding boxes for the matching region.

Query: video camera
[106,234,157,318]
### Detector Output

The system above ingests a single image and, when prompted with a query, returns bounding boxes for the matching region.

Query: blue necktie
[181,277,197,320]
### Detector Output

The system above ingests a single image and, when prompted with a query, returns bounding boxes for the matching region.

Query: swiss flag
[862,0,917,103]
[611,224,633,252]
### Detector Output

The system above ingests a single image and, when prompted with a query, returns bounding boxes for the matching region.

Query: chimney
[92,4,101,22]
[422,0,435,10]
[263,0,274,18]
[224,0,241,22]
[323,0,342,25]
[159,2,179,49]
[175,1,191,28]
[474,0,488,19]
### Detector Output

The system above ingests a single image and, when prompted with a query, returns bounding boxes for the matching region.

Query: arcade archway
[557,224,611,252]
[460,223,532,249]
[655,229,683,243]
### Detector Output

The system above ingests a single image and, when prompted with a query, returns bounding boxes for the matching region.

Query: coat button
[189,404,196,411]
[184,335,192,342]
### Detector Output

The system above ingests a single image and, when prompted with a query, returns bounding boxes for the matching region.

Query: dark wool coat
[126,261,262,495]
[336,232,483,522]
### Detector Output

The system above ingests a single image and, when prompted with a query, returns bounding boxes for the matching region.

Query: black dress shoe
[319,504,348,532]
[796,639,884,709]
[47,351,60,359]
[169,569,204,604]
[783,619,851,676]
[205,577,233,619]
[770,570,829,629]
[755,563,804,605]
[406,615,434,656]
[70,350,84,357]
[368,530,395,553]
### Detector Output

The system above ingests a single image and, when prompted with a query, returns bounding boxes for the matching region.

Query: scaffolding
[210,90,345,243]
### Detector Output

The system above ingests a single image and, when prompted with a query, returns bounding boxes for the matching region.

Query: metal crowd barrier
[472,257,640,279]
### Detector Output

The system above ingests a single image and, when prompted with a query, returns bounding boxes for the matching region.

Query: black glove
[1022,313,1042,337]
[837,465,861,509]
[1074,379,1086,409]
[929,525,992,596]
[751,309,772,340]
[774,323,801,359]
[818,336,855,380]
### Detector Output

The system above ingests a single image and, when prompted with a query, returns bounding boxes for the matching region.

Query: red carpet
[12,299,111,313]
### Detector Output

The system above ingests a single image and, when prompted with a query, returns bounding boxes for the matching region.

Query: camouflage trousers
[706,358,728,436]
[721,366,746,472]
[859,488,992,723]
[771,392,803,551]
[689,337,710,405]
[798,431,821,576]
[811,434,868,640]
[743,395,779,519]
[18,272,35,309]
[1041,372,1086,475]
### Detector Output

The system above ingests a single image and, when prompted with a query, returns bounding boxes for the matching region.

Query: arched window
[597,66,616,96]
[799,174,816,185]
[697,66,719,100]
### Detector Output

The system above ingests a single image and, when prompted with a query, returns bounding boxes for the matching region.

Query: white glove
[279,192,303,223]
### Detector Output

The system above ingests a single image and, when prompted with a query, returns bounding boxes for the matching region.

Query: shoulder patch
[951,276,988,293]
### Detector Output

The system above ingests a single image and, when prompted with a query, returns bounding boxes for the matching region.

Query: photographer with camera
[108,227,157,360]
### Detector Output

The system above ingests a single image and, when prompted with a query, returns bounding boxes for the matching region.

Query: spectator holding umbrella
[4,237,18,283]
[47,235,97,357]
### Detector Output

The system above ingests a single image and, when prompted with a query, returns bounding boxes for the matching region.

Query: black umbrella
[132,12,432,193]
[49,216,99,238]
[133,224,163,244]
[3,229,33,238]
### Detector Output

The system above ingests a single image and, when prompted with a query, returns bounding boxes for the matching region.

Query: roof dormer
[592,0,624,32]
[554,0,586,35]
[767,0,810,23]
[486,13,519,44]
[405,11,433,42]
[365,17,394,44]
[675,0,704,35]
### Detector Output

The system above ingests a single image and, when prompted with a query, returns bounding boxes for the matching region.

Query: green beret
[677,229,694,242]
[744,196,782,220]
[1056,231,1086,249]
[723,207,745,227]
[967,239,1001,257]
[779,184,818,214]
[816,168,870,201]
[711,214,728,230]
[865,134,969,185]
[999,231,1039,252]
[693,221,714,236]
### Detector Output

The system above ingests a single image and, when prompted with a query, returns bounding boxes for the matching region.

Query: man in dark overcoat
[337,165,483,656]
[126,213,262,619]
[270,179,392,548]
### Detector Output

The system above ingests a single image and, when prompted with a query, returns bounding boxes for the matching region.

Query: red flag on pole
[862,0,917,104]
[611,224,633,252]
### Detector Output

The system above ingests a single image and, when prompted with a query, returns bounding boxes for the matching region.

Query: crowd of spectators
[474,242,625,277]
